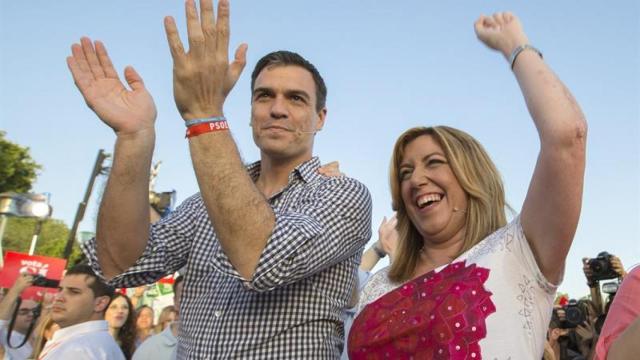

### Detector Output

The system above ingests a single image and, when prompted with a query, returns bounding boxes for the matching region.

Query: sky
[1,0,638,299]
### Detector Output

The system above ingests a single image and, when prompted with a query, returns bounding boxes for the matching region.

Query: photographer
[0,274,38,360]
[582,253,627,317]
[544,307,586,360]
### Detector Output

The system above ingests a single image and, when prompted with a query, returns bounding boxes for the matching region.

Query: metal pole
[28,219,44,256]
[0,214,7,267]
[62,149,109,260]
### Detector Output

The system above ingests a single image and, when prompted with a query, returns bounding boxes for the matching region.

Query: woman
[106,293,136,359]
[30,315,60,359]
[155,305,177,333]
[134,305,155,347]
[348,12,586,359]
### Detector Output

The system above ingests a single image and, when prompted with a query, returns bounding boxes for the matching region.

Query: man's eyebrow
[284,89,310,100]
[62,286,82,291]
[252,87,274,95]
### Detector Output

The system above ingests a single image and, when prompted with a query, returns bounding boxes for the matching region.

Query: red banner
[0,251,67,301]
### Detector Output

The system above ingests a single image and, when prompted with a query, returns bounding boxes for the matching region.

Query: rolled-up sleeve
[81,194,203,288]
[210,177,372,292]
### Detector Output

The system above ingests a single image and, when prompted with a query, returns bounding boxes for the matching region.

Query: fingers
[473,16,485,34]
[224,43,248,94]
[317,161,343,177]
[164,16,186,65]
[216,0,230,60]
[81,37,106,79]
[71,42,91,75]
[124,66,146,91]
[95,41,119,80]
[185,0,205,58]
[67,55,92,94]
[200,0,216,43]
[503,11,514,23]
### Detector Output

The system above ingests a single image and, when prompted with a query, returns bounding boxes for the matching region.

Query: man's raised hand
[164,0,248,121]
[67,38,157,136]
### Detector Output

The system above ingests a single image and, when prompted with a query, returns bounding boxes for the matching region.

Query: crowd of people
[0,268,185,359]
[0,236,636,359]
[0,0,638,358]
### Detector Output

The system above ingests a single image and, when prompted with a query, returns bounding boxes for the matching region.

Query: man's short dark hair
[65,264,115,298]
[250,50,327,112]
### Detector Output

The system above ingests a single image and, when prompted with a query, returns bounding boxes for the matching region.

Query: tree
[2,217,83,264]
[0,131,42,193]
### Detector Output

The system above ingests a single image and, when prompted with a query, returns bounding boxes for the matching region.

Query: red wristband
[185,120,229,138]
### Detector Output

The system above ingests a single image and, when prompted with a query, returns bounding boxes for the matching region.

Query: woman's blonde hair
[155,305,177,333]
[388,126,508,282]
[30,314,59,359]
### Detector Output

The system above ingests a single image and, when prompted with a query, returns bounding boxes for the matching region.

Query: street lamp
[0,192,53,266]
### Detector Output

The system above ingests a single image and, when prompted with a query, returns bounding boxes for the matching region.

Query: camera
[31,274,60,288]
[588,251,619,282]
[554,299,586,329]
[602,281,619,294]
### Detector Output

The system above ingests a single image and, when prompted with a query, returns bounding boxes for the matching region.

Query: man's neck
[256,154,312,197]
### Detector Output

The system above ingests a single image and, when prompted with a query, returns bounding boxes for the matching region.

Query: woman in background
[30,315,60,359]
[155,305,177,333]
[106,293,136,359]
[134,305,155,347]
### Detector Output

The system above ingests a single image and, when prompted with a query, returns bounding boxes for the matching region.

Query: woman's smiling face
[399,134,468,245]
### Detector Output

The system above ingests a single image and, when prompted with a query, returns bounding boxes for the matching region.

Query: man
[0,274,38,360]
[68,0,371,357]
[39,265,124,359]
[133,275,184,360]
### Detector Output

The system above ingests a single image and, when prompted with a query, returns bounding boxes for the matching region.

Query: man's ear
[94,296,111,313]
[316,108,327,132]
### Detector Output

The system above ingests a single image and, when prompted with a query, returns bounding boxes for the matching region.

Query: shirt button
[214,310,223,318]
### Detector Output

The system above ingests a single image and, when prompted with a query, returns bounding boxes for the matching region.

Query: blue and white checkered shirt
[83,157,372,359]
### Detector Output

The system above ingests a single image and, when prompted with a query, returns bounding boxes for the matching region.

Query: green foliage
[1,217,83,265]
[0,131,42,193]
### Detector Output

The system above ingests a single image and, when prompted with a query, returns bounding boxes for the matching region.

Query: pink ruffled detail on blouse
[348,261,495,360]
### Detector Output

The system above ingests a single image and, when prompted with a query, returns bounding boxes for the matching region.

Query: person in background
[106,293,137,359]
[29,315,60,359]
[594,265,640,360]
[341,215,399,360]
[0,274,38,360]
[349,11,587,359]
[40,264,124,359]
[543,312,586,360]
[582,254,627,318]
[133,275,184,360]
[134,305,155,347]
[154,306,177,333]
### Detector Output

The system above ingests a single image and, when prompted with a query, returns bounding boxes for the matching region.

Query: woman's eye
[427,159,445,166]
[399,170,411,180]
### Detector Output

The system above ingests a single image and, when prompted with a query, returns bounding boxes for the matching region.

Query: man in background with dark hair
[0,274,38,360]
[39,264,124,359]
[70,0,371,357]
